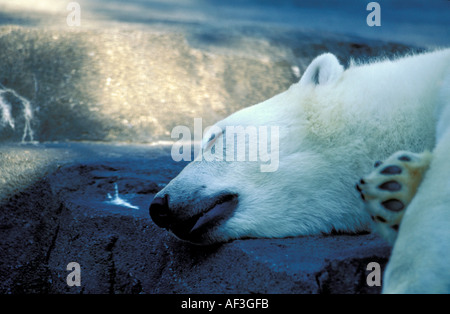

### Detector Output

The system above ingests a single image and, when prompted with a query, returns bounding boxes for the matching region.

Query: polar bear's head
[150,53,370,244]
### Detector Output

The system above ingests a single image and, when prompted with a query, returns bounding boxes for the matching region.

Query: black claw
[360,178,366,185]
[391,224,399,231]
[375,215,387,223]
[356,184,361,192]
[374,160,382,168]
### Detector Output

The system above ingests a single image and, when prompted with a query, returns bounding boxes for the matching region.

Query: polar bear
[357,60,450,293]
[150,49,450,293]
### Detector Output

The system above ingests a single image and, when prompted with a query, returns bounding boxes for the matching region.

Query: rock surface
[0,143,391,294]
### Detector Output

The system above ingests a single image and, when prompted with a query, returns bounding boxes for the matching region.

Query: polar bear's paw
[356,150,432,244]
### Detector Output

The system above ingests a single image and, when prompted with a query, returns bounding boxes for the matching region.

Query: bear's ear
[299,53,343,86]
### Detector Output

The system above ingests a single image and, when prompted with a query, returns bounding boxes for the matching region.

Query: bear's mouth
[169,194,238,243]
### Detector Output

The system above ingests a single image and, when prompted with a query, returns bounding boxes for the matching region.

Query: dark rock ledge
[0,146,391,294]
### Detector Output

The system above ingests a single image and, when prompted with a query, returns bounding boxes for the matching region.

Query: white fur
[382,69,450,294]
[155,49,450,291]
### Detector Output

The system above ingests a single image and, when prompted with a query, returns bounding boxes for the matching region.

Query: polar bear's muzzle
[149,193,238,243]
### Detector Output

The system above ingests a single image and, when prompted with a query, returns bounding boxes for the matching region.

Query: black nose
[149,195,171,229]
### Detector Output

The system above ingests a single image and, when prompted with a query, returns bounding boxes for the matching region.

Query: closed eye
[203,129,224,151]
[207,133,215,143]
